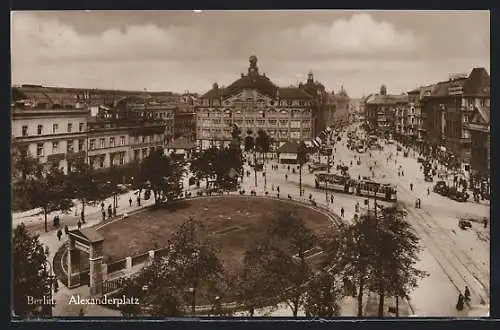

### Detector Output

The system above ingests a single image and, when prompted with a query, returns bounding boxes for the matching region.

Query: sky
[11,10,490,98]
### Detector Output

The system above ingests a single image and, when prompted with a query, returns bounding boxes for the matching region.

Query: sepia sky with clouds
[11,10,490,98]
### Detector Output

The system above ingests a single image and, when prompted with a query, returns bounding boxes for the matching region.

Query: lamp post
[190,250,199,316]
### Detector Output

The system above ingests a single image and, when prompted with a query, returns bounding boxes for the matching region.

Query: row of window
[22,122,86,137]
[36,139,85,157]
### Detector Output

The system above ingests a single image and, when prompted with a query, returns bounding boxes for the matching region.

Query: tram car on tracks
[355,180,397,201]
[315,173,355,194]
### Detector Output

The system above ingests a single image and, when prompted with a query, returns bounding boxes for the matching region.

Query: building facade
[174,110,197,141]
[196,56,317,149]
[420,68,490,169]
[86,106,167,170]
[364,85,408,138]
[11,94,90,174]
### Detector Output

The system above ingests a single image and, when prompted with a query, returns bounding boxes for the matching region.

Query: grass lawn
[57,196,335,278]
[98,196,334,272]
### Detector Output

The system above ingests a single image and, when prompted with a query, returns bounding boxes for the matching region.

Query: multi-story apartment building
[86,107,166,170]
[174,110,197,142]
[196,56,317,149]
[11,90,90,174]
[364,85,408,138]
[407,86,433,151]
[421,68,489,170]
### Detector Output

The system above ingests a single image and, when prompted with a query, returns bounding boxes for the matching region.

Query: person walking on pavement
[410,183,413,191]
[456,292,465,311]
[101,202,105,211]
[137,195,141,206]
[57,229,62,241]
[81,210,85,223]
[77,221,82,230]
[464,286,471,302]
[427,187,430,195]
[285,174,288,182]
[64,224,69,236]
[340,207,345,218]
[309,193,313,201]
[129,197,132,207]
[108,204,112,218]
[102,209,106,221]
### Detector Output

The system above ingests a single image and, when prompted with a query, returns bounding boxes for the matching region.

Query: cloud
[265,13,416,58]
[11,13,203,64]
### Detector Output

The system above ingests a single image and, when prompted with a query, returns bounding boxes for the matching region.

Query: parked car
[433,181,449,196]
[448,188,469,202]
[458,219,472,230]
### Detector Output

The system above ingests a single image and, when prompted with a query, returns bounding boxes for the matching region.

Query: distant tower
[248,55,259,76]
[307,70,314,84]
[380,85,387,96]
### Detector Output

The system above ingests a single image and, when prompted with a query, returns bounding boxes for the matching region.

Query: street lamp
[107,181,118,216]
[190,250,199,316]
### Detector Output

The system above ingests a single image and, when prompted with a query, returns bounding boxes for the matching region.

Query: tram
[315,173,355,194]
[355,180,397,201]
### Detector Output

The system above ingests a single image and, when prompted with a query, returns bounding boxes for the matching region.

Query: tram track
[376,165,490,305]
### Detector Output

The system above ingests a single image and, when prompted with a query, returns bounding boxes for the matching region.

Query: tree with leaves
[331,213,378,317]
[66,158,111,223]
[367,203,428,317]
[267,212,317,316]
[255,129,271,188]
[190,147,217,189]
[23,165,73,232]
[12,223,54,318]
[303,269,343,317]
[140,149,185,206]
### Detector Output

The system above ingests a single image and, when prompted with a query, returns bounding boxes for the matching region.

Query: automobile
[449,188,469,202]
[433,181,449,196]
[309,163,330,173]
[458,219,472,230]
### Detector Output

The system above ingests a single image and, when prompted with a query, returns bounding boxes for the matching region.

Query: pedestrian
[277,186,280,193]
[129,197,132,207]
[64,224,69,235]
[271,184,274,191]
[340,207,345,218]
[285,174,288,182]
[410,183,413,191]
[108,205,112,218]
[287,165,290,172]
[456,292,464,311]
[78,308,85,317]
[57,229,62,241]
[483,217,488,228]
[401,171,404,177]
[427,187,430,195]
[101,202,105,210]
[102,209,106,221]
[77,221,82,230]
[309,193,312,200]
[464,286,470,302]
[137,195,141,206]
[330,195,334,204]
[81,210,85,223]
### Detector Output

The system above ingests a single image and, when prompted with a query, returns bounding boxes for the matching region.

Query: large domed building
[196,56,332,149]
